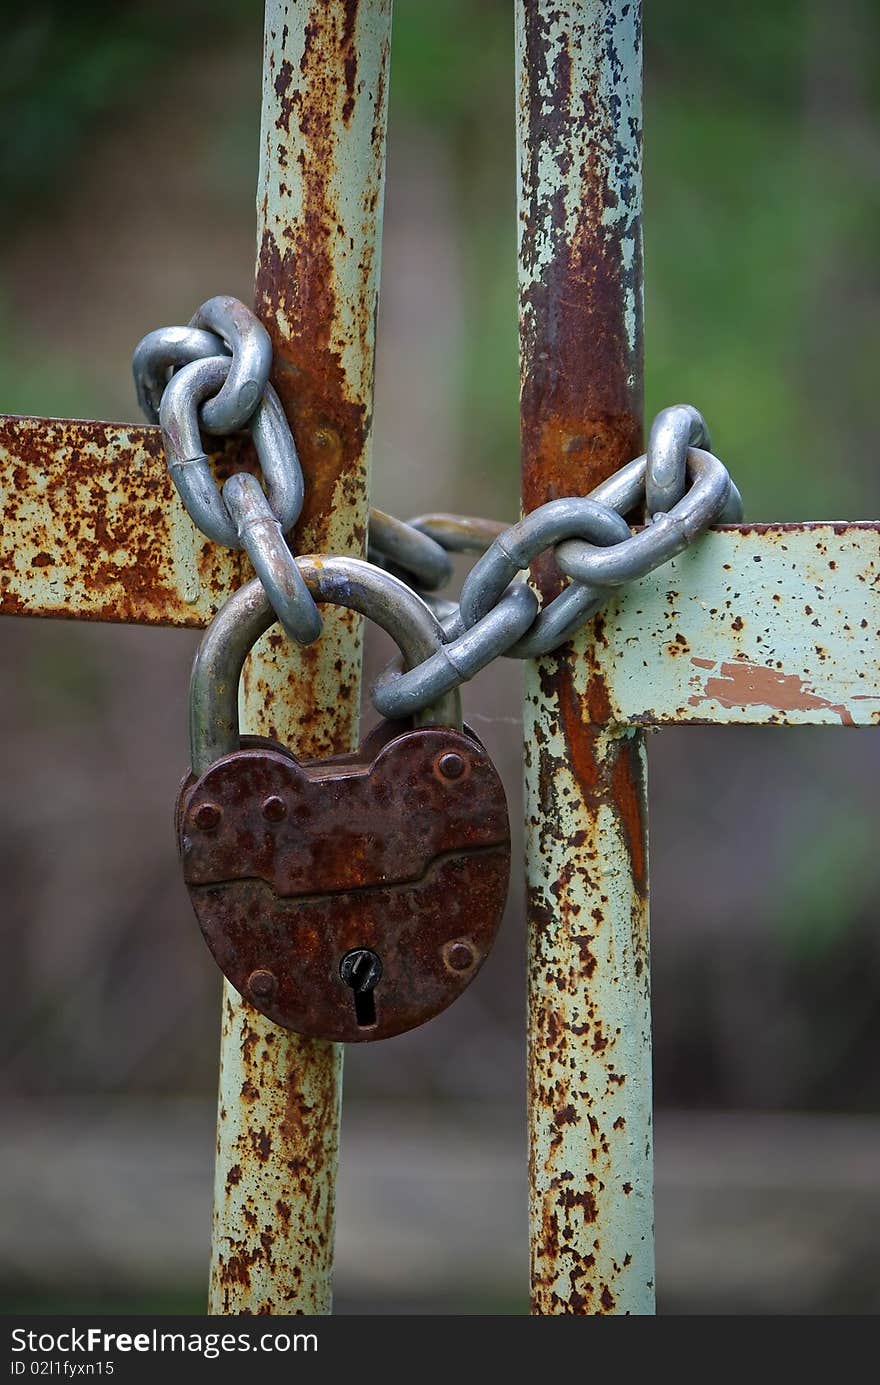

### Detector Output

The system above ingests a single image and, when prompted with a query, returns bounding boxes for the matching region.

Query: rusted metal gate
[1,0,878,1315]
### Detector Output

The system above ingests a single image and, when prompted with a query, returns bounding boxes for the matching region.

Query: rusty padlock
[176,560,510,1042]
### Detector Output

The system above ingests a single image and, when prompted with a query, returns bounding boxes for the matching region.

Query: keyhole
[339,948,382,1028]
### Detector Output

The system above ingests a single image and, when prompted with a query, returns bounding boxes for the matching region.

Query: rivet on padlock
[176,559,511,1043]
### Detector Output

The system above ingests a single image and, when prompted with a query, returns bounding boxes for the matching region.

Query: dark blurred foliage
[0,1,253,224]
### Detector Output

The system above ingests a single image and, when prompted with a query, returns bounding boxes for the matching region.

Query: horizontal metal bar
[592,523,880,727]
[2,429,876,733]
[0,415,248,625]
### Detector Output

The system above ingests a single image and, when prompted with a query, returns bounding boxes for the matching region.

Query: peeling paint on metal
[209,0,392,1316]
[517,0,653,1315]
[209,995,342,1315]
[255,0,391,564]
[592,524,880,727]
[523,696,652,1315]
[517,0,643,565]
[0,416,250,624]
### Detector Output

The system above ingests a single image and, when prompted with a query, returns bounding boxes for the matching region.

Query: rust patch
[256,230,367,551]
[0,415,253,626]
[179,724,510,1042]
[519,5,642,547]
[689,657,856,726]
[607,733,648,898]
[340,0,360,124]
[255,2,381,560]
[542,655,647,899]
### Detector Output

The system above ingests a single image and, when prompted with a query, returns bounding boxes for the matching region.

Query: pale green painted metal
[516,5,643,361]
[517,0,654,1315]
[594,524,880,727]
[208,0,392,1315]
[523,697,654,1310]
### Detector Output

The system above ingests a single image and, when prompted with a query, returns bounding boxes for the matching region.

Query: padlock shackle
[189,558,462,772]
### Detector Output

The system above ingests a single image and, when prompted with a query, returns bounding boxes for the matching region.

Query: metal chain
[133,297,744,721]
[135,305,321,645]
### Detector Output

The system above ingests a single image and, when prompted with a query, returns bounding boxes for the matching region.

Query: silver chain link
[133,298,744,721]
[136,310,322,646]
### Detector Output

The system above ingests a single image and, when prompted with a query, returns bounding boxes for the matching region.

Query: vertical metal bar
[209,0,392,1314]
[516,2,653,1314]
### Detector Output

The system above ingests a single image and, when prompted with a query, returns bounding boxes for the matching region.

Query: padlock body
[176,722,510,1041]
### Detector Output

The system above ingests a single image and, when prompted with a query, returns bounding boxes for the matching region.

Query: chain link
[373,582,539,720]
[187,295,274,435]
[133,298,744,721]
[554,447,733,589]
[158,355,301,544]
[645,403,710,517]
[368,508,453,590]
[132,325,229,425]
[154,337,321,646]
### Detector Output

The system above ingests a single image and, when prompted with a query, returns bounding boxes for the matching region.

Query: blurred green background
[1,0,878,1315]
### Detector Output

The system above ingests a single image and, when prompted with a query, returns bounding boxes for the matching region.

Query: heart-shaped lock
[176,563,510,1042]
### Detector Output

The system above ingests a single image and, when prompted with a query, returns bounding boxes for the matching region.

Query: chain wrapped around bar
[133,297,744,719]
[135,301,321,645]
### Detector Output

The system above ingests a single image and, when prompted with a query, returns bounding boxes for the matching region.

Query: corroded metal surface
[517,1,643,540]
[178,724,510,1042]
[209,0,392,1315]
[210,994,341,1314]
[594,523,880,727]
[523,699,651,1315]
[0,415,250,624]
[517,1,653,1314]
[255,0,390,563]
